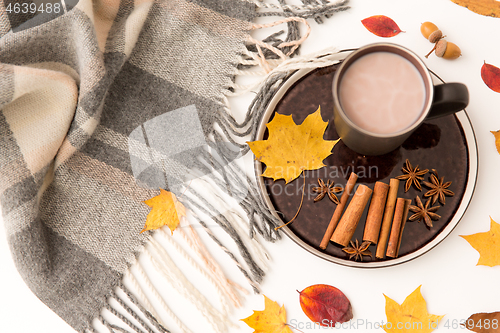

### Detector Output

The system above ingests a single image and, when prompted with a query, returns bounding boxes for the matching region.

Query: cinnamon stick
[319,172,358,250]
[363,181,390,244]
[331,184,373,247]
[375,178,400,259]
[396,199,411,257]
[386,198,410,258]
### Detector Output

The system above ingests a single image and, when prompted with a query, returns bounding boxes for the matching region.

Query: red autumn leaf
[298,284,353,327]
[481,62,500,93]
[361,15,403,37]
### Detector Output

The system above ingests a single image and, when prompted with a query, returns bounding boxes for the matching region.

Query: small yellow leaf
[383,285,444,333]
[460,217,500,267]
[241,295,293,333]
[247,106,339,184]
[141,189,186,234]
[491,130,500,154]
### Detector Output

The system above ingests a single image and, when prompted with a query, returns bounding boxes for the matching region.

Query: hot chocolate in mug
[332,43,469,156]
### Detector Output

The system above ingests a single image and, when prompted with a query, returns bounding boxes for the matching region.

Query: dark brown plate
[254,51,478,268]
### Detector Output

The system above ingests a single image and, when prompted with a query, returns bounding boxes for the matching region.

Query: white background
[2,0,500,332]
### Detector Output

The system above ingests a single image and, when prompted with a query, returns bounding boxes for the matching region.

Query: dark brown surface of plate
[262,64,469,263]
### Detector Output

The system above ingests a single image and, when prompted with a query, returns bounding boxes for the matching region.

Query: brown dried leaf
[463,311,500,332]
[450,0,500,17]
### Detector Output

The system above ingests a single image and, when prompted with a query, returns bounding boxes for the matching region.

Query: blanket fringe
[97,283,170,333]
[98,211,262,332]
[145,241,230,333]
[126,264,193,333]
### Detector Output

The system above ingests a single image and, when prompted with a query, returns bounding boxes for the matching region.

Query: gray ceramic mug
[332,43,469,156]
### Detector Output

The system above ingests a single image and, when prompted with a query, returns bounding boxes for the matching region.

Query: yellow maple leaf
[491,130,500,154]
[141,189,186,234]
[460,217,500,267]
[241,295,293,333]
[383,285,444,333]
[247,106,338,184]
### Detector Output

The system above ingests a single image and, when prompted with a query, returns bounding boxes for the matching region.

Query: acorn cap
[435,40,447,57]
[428,30,443,43]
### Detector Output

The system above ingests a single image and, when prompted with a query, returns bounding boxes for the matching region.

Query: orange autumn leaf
[298,284,352,327]
[361,15,403,37]
[450,0,500,17]
[141,189,186,234]
[482,62,500,93]
[464,312,500,332]
[491,130,500,154]
[460,217,500,267]
[247,106,338,184]
[241,295,293,333]
[383,285,444,333]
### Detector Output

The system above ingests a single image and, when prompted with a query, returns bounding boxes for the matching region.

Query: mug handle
[426,83,469,120]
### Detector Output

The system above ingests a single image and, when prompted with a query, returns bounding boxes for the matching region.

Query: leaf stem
[275,174,306,231]
[286,323,305,333]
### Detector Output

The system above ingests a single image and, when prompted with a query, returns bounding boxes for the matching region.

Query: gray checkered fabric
[0,0,348,331]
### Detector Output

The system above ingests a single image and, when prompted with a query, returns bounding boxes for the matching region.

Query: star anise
[396,159,429,192]
[423,169,454,205]
[342,240,372,261]
[409,195,441,228]
[312,178,342,204]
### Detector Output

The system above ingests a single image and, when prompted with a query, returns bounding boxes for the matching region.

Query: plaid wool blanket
[0,0,349,332]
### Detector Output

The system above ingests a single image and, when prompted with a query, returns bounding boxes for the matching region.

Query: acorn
[425,40,461,60]
[420,21,439,39]
[435,40,461,59]
[421,21,461,60]
[421,22,444,43]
